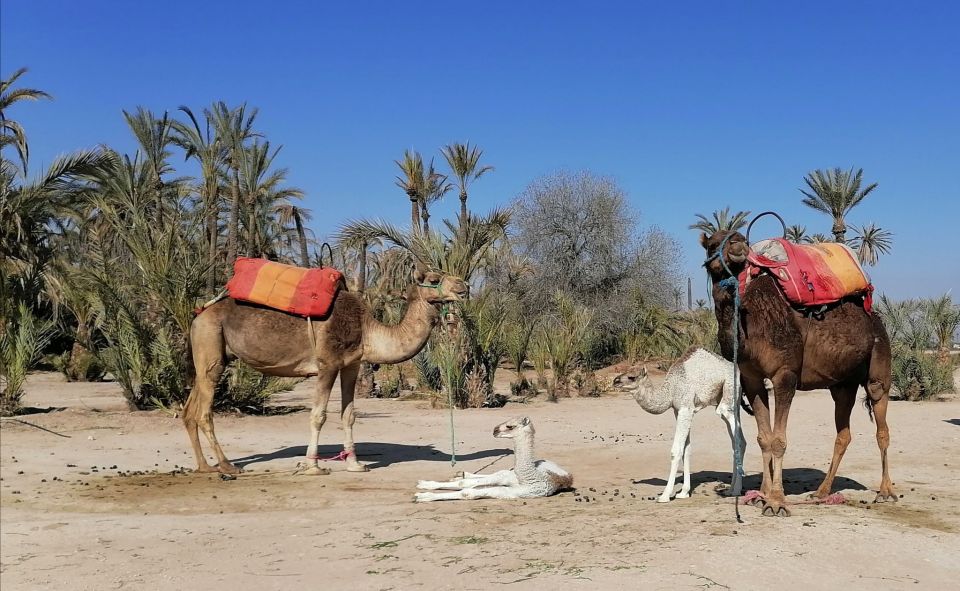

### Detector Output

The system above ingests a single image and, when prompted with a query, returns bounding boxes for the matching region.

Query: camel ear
[699,232,709,249]
[640,365,648,378]
[520,416,530,426]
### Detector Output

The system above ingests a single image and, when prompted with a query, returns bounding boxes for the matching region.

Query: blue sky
[3,1,958,299]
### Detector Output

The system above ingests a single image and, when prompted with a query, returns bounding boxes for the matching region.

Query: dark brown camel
[701,230,895,516]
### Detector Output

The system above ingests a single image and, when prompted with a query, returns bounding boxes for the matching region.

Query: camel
[184,267,468,475]
[414,416,573,501]
[614,348,749,503]
[701,230,895,516]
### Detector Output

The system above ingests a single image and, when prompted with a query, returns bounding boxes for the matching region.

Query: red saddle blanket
[741,238,873,312]
[225,258,344,318]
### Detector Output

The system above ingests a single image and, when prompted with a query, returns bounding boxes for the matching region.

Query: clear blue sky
[3,0,958,300]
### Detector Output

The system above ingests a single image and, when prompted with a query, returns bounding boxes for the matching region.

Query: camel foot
[414,492,437,503]
[217,462,242,475]
[809,488,831,500]
[656,494,672,503]
[675,490,690,499]
[298,465,331,476]
[346,463,369,473]
[417,480,441,490]
[194,463,219,474]
[761,496,791,517]
[874,492,898,503]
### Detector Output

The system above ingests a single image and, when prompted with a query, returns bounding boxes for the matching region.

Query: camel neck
[634,382,672,415]
[361,296,439,364]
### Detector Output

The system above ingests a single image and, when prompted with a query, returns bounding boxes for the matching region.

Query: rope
[713,233,746,523]
[447,384,457,467]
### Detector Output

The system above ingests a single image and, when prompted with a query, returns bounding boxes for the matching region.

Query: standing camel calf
[614,348,752,502]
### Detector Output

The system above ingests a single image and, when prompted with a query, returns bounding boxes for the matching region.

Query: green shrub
[890,346,952,401]
[1,304,55,415]
[213,360,301,413]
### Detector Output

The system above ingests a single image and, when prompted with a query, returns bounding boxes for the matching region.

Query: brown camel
[183,268,468,475]
[701,230,895,516]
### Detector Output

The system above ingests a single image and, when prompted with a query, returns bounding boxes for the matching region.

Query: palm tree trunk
[225,168,241,276]
[409,196,421,233]
[459,190,468,222]
[247,201,257,257]
[206,187,219,292]
[421,201,430,234]
[358,240,367,293]
[294,210,309,267]
[832,220,847,243]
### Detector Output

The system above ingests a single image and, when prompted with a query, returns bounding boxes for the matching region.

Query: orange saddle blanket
[743,238,873,312]
[225,258,344,318]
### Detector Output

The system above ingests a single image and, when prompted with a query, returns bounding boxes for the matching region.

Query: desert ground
[2,371,959,591]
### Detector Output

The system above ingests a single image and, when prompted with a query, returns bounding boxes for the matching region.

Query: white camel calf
[615,347,753,503]
[414,416,572,502]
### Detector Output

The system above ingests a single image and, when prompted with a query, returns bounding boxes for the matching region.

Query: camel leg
[417,470,518,490]
[812,383,857,498]
[763,370,797,517]
[182,320,237,474]
[869,383,896,502]
[415,485,532,502]
[743,380,773,506]
[659,408,692,502]
[301,368,338,476]
[676,424,693,498]
[339,363,368,473]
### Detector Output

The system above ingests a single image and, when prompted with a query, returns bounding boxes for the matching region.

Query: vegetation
[4,66,940,415]
[876,294,958,400]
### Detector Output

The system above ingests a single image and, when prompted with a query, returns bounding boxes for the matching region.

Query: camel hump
[747,238,872,311]
[225,258,344,318]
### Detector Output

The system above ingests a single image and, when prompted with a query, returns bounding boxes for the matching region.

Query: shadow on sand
[633,467,867,496]
[232,442,512,470]
[944,418,960,427]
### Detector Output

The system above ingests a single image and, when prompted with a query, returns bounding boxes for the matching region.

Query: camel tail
[862,395,876,423]
[183,328,196,390]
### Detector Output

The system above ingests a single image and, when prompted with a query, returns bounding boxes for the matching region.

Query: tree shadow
[232,442,512,470]
[633,467,867,496]
[944,419,960,427]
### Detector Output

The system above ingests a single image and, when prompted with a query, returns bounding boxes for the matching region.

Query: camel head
[700,230,749,279]
[612,366,651,394]
[413,267,469,305]
[493,416,534,439]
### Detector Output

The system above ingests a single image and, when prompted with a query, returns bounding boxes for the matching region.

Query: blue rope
[713,235,746,522]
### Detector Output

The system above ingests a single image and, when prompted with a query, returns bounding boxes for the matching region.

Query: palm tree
[785,224,808,243]
[395,149,426,232]
[0,67,52,176]
[334,222,386,292]
[172,106,227,290]
[420,160,451,234]
[441,142,494,222]
[800,167,878,243]
[209,102,260,273]
[337,207,510,283]
[235,141,304,258]
[849,223,893,266]
[689,206,751,235]
[275,204,313,267]
[923,294,960,358]
[809,233,832,243]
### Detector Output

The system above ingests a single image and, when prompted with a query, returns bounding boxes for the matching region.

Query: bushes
[214,360,301,413]
[1,304,55,415]
[877,294,958,400]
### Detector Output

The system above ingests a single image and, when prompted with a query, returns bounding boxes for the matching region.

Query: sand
[2,371,959,590]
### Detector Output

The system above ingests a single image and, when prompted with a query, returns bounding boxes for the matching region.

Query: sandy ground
[2,372,959,591]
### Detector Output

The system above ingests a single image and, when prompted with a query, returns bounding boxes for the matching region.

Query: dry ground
[2,371,959,590]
